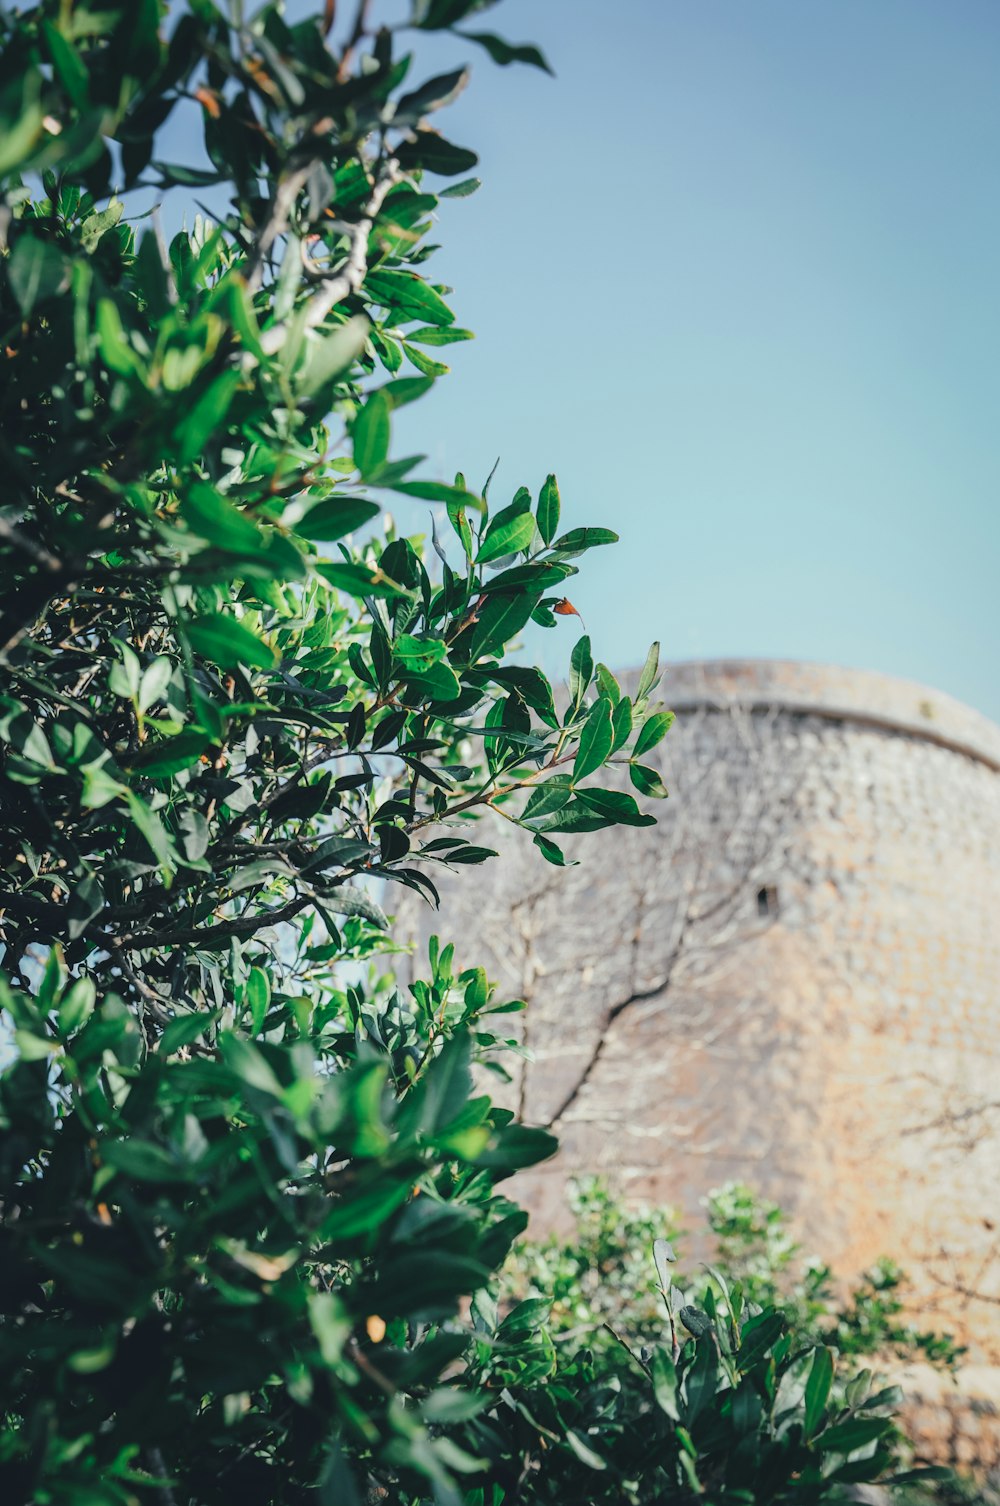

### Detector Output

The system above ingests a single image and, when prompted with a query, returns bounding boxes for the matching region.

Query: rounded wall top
[644,659,1000,773]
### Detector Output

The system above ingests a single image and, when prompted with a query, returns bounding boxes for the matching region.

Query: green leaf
[460,30,554,74]
[523,778,572,822]
[439,176,482,198]
[394,633,447,668]
[317,1179,413,1241]
[817,1417,893,1455]
[390,480,483,510]
[80,761,126,809]
[0,82,42,178]
[246,967,271,1036]
[653,1237,676,1291]
[365,269,455,326]
[684,1335,719,1426]
[295,497,380,542]
[568,634,593,709]
[529,798,607,836]
[160,1012,218,1055]
[59,977,96,1034]
[296,315,368,397]
[420,1389,490,1424]
[14,1029,56,1061]
[533,832,573,866]
[219,1032,285,1099]
[466,591,535,660]
[42,21,91,106]
[407,325,474,346]
[177,370,241,461]
[317,562,412,600]
[395,131,478,178]
[186,614,277,671]
[352,391,392,478]
[181,480,262,552]
[102,1140,191,1184]
[573,698,614,784]
[395,66,470,122]
[138,657,172,715]
[651,1348,679,1419]
[637,641,661,699]
[497,1297,551,1338]
[577,788,655,827]
[564,1430,607,1471]
[109,640,141,700]
[125,792,176,873]
[476,511,535,564]
[80,198,124,253]
[551,526,618,556]
[128,731,212,779]
[8,236,71,315]
[400,1035,473,1139]
[537,473,560,545]
[845,1368,873,1409]
[595,663,620,704]
[67,1339,117,1375]
[309,1290,352,1367]
[95,298,141,375]
[317,1443,362,1506]
[402,660,462,703]
[737,1310,786,1368]
[382,376,435,408]
[804,1346,834,1436]
[634,710,675,759]
[629,762,669,799]
[402,341,448,377]
[476,561,573,597]
[611,695,633,752]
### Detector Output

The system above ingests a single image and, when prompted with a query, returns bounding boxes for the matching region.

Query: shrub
[508,1177,963,1374]
[0,3,675,1498]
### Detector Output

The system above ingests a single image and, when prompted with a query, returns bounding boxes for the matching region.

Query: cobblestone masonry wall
[404,660,1000,1466]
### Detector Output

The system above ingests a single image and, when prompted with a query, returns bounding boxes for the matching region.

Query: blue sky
[385,0,1000,720]
[169,1,1000,720]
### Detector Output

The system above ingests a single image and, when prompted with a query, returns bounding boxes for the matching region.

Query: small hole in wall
[757,885,778,918]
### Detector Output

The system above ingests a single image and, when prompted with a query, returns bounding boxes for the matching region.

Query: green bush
[507,1177,964,1374]
[512,1180,963,1373]
[706,1183,964,1371]
[0,3,948,1502]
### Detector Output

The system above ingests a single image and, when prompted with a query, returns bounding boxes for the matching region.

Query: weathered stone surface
[401,659,1000,1363]
[893,1363,1000,1474]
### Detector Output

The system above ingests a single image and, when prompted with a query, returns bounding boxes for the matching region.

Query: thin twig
[246,162,314,295]
[259,156,400,356]
[336,0,373,81]
[0,516,62,571]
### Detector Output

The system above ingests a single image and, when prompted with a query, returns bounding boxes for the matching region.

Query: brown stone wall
[896,1364,1000,1478]
[403,660,1000,1360]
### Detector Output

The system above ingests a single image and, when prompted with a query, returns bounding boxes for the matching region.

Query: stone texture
[401,659,1000,1367]
[894,1363,1000,1476]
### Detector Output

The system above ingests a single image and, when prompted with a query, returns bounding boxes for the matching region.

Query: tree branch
[0,515,63,572]
[259,157,400,356]
[119,893,314,952]
[246,162,314,295]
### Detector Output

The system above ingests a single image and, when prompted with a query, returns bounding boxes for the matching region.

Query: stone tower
[410,659,1000,1363]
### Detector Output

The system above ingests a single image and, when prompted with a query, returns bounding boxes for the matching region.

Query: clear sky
[170,1,1000,720]
[384,0,999,722]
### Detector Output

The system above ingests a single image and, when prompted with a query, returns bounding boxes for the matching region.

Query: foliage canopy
[0,3,940,1503]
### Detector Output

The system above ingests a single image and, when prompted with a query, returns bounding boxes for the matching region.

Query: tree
[0,4,927,1503]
